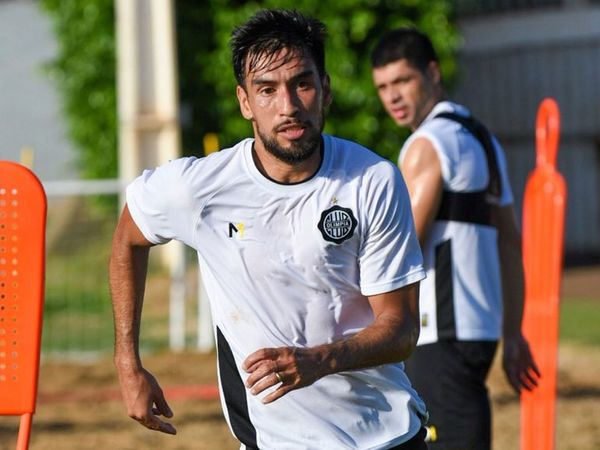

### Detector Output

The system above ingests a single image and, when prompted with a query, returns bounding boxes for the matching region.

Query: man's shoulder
[163,139,248,173]
[326,134,396,170]
[195,139,249,167]
[429,100,471,119]
[403,102,471,155]
[137,140,248,195]
[326,136,403,198]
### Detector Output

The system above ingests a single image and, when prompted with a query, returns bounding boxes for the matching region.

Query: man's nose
[279,87,300,116]
[389,87,402,104]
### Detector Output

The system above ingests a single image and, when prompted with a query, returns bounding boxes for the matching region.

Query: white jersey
[399,101,514,346]
[127,134,427,449]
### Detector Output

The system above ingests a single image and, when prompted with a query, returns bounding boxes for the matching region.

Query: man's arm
[109,205,176,434]
[399,137,444,245]
[243,282,421,404]
[493,204,541,393]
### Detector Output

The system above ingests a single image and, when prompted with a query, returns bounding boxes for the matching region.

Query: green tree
[41,0,457,178]
[41,0,117,179]
[204,0,458,162]
[176,2,221,156]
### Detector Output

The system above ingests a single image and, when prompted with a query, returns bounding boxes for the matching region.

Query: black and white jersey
[399,101,514,345]
[127,134,427,449]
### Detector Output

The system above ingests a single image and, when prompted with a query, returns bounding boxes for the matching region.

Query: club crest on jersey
[318,205,357,244]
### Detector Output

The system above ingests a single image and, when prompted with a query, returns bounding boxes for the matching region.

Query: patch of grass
[560,298,600,346]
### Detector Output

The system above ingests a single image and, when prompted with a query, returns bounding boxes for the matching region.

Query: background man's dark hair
[371,27,438,73]
[230,9,327,87]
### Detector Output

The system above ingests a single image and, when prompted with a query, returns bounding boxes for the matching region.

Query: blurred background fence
[42,184,209,359]
[43,191,117,358]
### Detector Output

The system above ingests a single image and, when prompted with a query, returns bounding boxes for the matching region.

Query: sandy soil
[0,344,598,450]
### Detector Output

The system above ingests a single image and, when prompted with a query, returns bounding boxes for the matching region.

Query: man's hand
[502,333,541,394]
[242,285,421,405]
[243,347,324,404]
[117,366,176,434]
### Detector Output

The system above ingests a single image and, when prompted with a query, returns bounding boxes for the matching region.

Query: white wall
[459,4,600,53]
[455,2,600,258]
[0,0,78,181]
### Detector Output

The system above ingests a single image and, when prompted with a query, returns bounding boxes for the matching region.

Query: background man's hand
[502,333,541,394]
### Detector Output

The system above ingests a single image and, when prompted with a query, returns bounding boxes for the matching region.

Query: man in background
[371,28,540,450]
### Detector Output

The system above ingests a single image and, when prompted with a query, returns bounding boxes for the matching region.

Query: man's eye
[260,87,275,95]
[297,81,312,90]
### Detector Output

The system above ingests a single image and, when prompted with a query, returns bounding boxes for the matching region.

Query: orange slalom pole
[520,98,567,450]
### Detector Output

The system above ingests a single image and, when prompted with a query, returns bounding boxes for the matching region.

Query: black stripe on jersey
[433,112,502,198]
[216,327,258,449]
[435,239,456,340]
[433,111,502,228]
[436,190,493,226]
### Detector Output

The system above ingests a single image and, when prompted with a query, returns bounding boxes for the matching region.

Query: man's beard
[257,117,323,164]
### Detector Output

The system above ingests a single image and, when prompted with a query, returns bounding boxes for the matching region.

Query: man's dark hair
[371,27,438,72]
[230,9,327,87]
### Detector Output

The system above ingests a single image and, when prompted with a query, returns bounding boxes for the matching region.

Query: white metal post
[116,0,186,351]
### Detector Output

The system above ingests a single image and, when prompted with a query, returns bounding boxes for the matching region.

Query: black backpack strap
[436,190,492,226]
[427,111,502,227]
[434,111,502,198]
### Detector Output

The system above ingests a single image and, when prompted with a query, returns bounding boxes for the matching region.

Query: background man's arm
[109,205,176,434]
[493,204,541,393]
[399,138,444,246]
[243,282,421,404]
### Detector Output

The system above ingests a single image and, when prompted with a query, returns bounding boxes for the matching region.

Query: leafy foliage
[41,0,457,177]
[184,0,458,162]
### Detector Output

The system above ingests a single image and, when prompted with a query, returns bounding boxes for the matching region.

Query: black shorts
[404,340,498,450]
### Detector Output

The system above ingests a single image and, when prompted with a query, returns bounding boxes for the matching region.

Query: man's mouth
[277,123,307,140]
[391,106,408,120]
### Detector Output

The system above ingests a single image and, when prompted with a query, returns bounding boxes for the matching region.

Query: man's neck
[411,93,446,131]
[251,140,323,185]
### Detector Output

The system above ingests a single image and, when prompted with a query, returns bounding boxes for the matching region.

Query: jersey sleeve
[358,162,426,296]
[126,157,200,246]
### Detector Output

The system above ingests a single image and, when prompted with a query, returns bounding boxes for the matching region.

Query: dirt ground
[1,266,599,450]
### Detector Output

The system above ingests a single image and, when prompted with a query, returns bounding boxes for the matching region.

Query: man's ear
[427,61,442,86]
[322,74,333,108]
[236,84,253,120]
